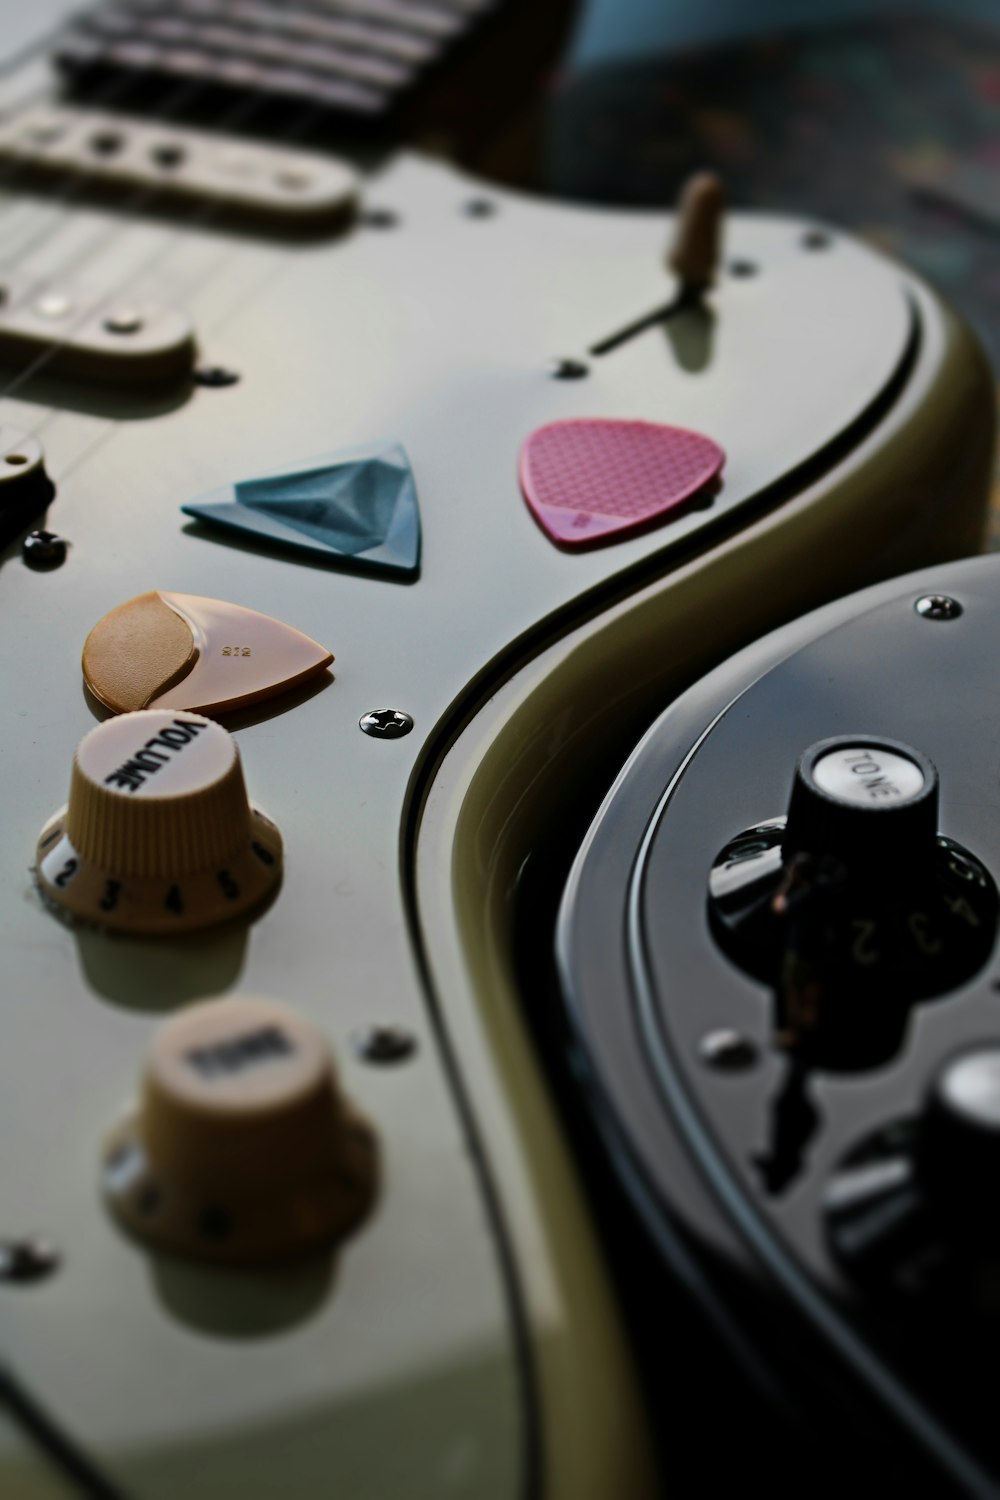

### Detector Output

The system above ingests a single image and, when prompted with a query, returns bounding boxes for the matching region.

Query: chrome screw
[0,1238,60,1284]
[360,709,414,739]
[352,1024,418,1064]
[915,594,962,621]
[698,1029,759,1072]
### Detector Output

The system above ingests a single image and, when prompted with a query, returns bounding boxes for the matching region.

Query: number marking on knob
[35,710,282,933]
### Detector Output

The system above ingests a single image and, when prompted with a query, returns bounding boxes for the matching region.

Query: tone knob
[103,997,378,1262]
[35,709,282,932]
[708,735,998,1067]
[784,737,939,868]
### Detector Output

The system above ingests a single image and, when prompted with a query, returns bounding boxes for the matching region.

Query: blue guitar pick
[182,441,421,577]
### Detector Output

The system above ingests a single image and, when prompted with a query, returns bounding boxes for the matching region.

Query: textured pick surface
[83,592,333,716]
[181,442,421,576]
[519,419,725,546]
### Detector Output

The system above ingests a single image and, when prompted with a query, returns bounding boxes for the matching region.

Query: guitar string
[0,37,383,451]
[0,23,376,269]
[0,35,234,255]
[0,1,470,476]
[0,92,344,417]
[0,0,476,388]
[0,0,442,396]
[0,35,356,303]
[0,0,412,228]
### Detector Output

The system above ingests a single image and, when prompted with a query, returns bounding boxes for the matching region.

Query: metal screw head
[194,364,240,388]
[360,208,399,229]
[915,593,962,621]
[728,258,758,278]
[548,358,589,380]
[0,1238,60,1283]
[360,708,414,739]
[352,1024,417,1065]
[103,308,143,335]
[802,229,831,250]
[698,1029,759,1072]
[22,530,67,569]
[463,198,497,219]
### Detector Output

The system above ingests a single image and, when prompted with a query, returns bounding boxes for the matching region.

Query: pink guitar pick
[519,419,725,547]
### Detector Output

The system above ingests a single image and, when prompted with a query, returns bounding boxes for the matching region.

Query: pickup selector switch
[709,736,998,1067]
[103,997,377,1263]
[35,709,281,933]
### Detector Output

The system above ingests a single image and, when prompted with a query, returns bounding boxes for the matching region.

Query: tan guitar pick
[83,591,333,716]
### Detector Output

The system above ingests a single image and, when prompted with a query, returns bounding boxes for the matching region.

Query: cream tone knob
[103,998,378,1262]
[35,709,281,932]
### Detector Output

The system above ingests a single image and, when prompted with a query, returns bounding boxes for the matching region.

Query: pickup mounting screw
[360,708,413,739]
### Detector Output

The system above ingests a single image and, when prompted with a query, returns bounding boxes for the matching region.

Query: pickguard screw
[22,530,67,569]
[463,199,497,219]
[194,365,240,388]
[360,208,399,229]
[915,594,962,621]
[0,1238,60,1284]
[698,1029,759,1072]
[360,708,413,739]
[802,229,831,250]
[352,1024,417,1064]
[549,358,589,380]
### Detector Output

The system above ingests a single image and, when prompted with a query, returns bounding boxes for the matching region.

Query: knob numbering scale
[708,735,998,1046]
[35,710,282,933]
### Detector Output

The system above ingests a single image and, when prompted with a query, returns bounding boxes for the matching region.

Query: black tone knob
[708,735,998,1067]
[785,737,938,867]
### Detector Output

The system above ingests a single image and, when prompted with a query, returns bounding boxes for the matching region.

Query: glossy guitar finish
[0,8,995,1499]
[557,554,1000,1489]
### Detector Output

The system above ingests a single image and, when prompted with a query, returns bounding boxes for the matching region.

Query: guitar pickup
[0,106,359,230]
[0,273,196,388]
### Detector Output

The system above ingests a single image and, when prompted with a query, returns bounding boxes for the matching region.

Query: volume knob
[35,710,282,932]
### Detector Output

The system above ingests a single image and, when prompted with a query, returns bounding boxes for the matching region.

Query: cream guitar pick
[83,591,333,716]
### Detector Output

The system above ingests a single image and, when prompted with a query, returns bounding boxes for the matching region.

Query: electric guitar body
[0,4,994,1497]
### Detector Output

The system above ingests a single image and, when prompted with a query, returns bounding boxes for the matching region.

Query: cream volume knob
[35,710,282,932]
[103,998,377,1262]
